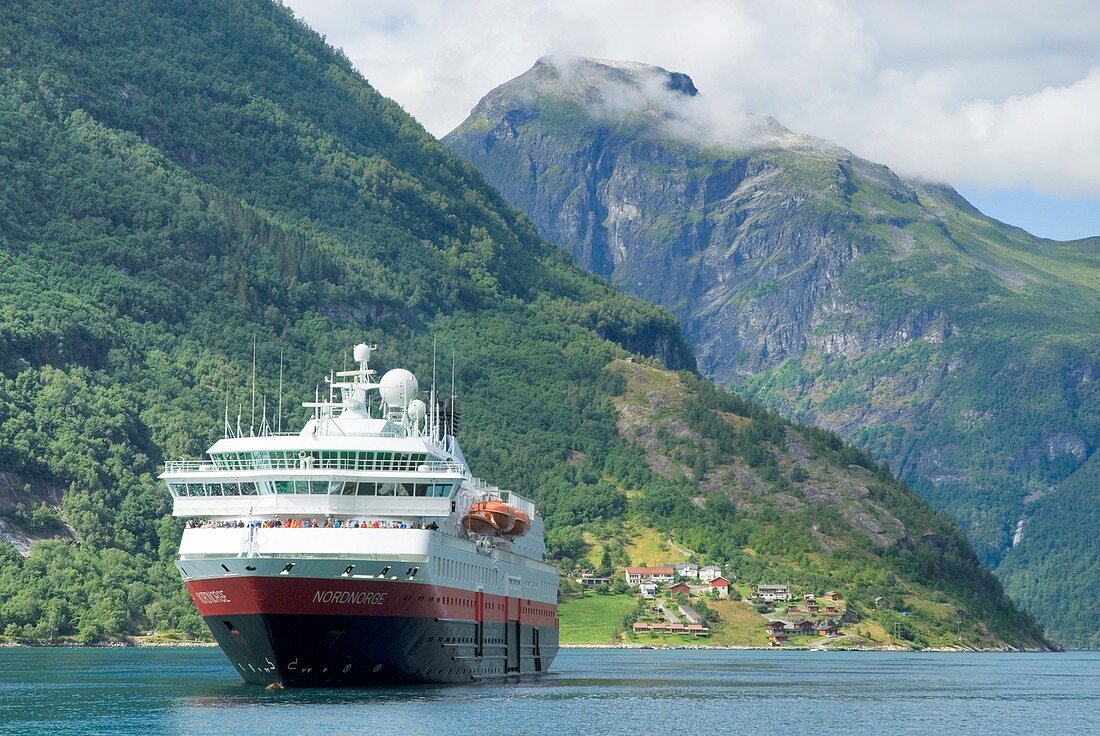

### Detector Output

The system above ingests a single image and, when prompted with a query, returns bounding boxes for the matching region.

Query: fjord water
[1,648,1095,735]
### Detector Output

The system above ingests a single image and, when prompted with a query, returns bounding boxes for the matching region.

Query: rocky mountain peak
[470,56,842,157]
[530,55,698,98]
[472,55,701,127]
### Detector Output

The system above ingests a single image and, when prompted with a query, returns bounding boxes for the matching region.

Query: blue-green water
[0,648,1095,735]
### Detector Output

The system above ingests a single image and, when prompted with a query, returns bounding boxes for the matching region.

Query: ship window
[341,481,357,495]
[413,484,427,497]
[168,483,185,497]
[377,483,396,496]
[274,480,294,495]
[396,483,412,496]
[310,481,327,495]
[356,482,376,496]
[239,482,258,496]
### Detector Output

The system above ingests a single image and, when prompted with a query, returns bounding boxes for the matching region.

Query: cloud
[282,0,1100,198]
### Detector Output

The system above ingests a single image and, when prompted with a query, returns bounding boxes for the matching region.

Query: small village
[574,563,852,646]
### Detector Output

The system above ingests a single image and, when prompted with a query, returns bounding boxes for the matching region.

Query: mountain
[0,3,1044,649]
[444,57,1099,646]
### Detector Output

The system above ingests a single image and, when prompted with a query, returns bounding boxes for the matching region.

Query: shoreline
[557,643,1057,653]
[0,639,217,648]
[1,640,1056,653]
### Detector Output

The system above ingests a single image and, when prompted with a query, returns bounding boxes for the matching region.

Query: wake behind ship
[161,344,558,686]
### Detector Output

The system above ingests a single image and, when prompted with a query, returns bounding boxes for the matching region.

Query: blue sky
[285,1,1100,243]
[957,189,1099,241]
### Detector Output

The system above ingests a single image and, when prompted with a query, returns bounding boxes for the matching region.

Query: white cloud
[283,0,1100,198]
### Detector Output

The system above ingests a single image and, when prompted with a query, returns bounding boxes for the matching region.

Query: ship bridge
[160,343,543,559]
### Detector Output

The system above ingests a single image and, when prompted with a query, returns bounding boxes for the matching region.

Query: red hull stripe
[185,576,559,629]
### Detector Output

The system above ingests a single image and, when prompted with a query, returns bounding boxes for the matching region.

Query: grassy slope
[557,593,637,645]
[607,360,1048,650]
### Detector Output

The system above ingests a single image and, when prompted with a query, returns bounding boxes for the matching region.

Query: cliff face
[445,57,1100,645]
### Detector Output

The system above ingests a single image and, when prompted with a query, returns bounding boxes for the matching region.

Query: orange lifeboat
[462,500,516,535]
[503,510,530,537]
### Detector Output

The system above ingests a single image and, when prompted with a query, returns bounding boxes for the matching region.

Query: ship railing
[163,458,467,474]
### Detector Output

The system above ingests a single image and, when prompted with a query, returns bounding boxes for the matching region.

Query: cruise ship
[161,344,559,687]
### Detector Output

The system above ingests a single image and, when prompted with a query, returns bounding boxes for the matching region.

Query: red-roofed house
[624,566,676,587]
[668,581,692,598]
[708,576,732,599]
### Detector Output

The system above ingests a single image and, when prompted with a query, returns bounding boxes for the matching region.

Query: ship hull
[205,612,558,686]
[186,572,558,687]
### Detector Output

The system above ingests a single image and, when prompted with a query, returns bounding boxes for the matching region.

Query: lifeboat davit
[503,510,530,537]
[462,500,516,535]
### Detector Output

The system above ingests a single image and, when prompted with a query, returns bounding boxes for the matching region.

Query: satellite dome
[407,399,427,421]
[353,343,372,363]
[379,369,419,407]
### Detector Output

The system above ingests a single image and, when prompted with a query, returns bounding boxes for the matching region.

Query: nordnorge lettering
[195,590,230,604]
[314,590,388,606]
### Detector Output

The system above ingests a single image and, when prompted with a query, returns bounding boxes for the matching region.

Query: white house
[708,576,732,599]
[576,572,613,588]
[753,584,791,602]
[638,581,659,598]
[673,563,699,579]
[699,565,724,583]
[625,566,676,587]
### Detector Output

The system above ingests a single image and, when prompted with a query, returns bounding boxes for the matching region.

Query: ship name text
[314,590,388,606]
[195,590,230,604]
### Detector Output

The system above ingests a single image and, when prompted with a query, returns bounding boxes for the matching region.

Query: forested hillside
[0,1,1045,649]
[444,57,1098,646]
